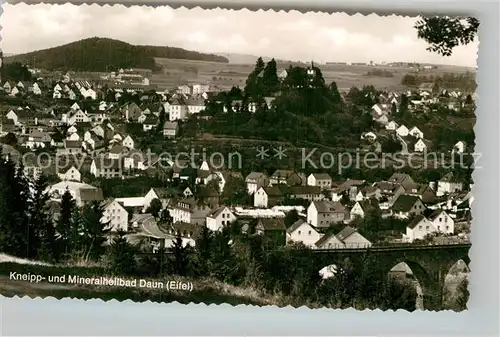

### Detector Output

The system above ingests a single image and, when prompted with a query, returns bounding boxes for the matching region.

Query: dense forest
[401,72,477,92]
[5,37,228,72]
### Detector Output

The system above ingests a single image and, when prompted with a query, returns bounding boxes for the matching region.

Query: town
[0,13,476,310]
[0,62,474,250]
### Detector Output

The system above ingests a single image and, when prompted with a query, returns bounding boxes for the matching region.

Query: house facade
[206,206,236,231]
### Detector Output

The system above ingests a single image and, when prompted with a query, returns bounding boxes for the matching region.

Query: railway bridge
[293,243,471,310]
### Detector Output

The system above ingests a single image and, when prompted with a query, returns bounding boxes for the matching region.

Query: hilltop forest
[5,37,228,72]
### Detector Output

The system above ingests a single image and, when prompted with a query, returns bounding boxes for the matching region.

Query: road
[139,215,174,240]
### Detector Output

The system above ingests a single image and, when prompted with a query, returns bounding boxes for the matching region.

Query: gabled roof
[207,206,231,218]
[391,194,422,212]
[79,188,104,202]
[262,185,288,197]
[311,200,345,213]
[286,219,308,234]
[257,218,286,231]
[335,226,357,241]
[310,173,332,180]
[428,209,447,221]
[271,169,296,178]
[246,171,267,181]
[356,199,380,213]
[407,214,427,229]
[152,187,170,199]
[388,173,413,185]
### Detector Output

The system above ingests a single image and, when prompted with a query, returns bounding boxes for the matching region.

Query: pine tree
[188,225,213,276]
[55,189,77,261]
[263,58,279,94]
[30,174,56,262]
[107,230,137,275]
[80,201,110,262]
[171,234,189,276]
[10,162,32,258]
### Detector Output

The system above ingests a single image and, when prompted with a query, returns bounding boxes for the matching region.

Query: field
[151,57,476,92]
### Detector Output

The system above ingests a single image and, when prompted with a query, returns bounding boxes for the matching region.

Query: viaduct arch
[296,244,471,310]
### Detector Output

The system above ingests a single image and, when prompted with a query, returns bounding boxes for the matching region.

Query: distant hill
[5,37,229,72]
[215,52,292,65]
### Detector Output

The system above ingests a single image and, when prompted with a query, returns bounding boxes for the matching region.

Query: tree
[147,198,162,219]
[159,208,173,227]
[221,177,249,206]
[54,190,77,260]
[284,209,300,228]
[170,235,190,276]
[0,133,18,146]
[2,62,33,82]
[80,201,111,261]
[188,225,213,276]
[107,230,138,275]
[414,16,479,56]
[263,58,279,94]
[30,174,57,262]
[0,150,30,257]
[11,162,32,258]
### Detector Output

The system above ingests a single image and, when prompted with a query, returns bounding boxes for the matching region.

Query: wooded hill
[5,37,229,72]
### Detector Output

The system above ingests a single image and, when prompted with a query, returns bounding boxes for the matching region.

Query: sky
[0,3,478,67]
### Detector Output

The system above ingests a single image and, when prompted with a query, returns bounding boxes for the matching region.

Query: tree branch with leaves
[415,16,479,56]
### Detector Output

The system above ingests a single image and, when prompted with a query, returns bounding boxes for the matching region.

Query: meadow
[151,57,475,92]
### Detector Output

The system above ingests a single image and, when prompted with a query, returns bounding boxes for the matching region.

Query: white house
[101,199,129,232]
[57,166,81,182]
[206,206,236,232]
[70,102,81,111]
[245,172,269,195]
[306,173,332,189]
[67,109,90,124]
[253,186,285,208]
[186,98,205,115]
[414,139,428,153]
[437,173,463,197]
[391,194,426,219]
[307,200,347,228]
[166,101,189,121]
[452,141,466,154]
[286,219,323,248]
[169,199,212,225]
[409,126,424,139]
[122,135,135,149]
[396,125,409,137]
[349,200,379,220]
[385,121,398,131]
[32,83,42,95]
[315,226,372,249]
[429,209,455,234]
[66,133,80,141]
[402,215,437,243]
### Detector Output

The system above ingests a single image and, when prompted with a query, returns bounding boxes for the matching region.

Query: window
[446,226,449,230]
[298,230,301,235]
[426,226,429,230]
[445,217,448,223]
[437,226,440,230]
[308,231,312,235]
[439,217,442,222]
[419,226,422,230]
